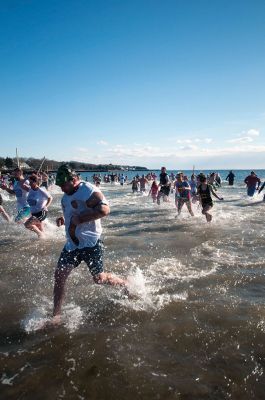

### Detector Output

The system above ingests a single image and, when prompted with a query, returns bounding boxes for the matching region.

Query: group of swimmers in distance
[0,166,264,235]
[128,167,224,223]
[90,167,264,223]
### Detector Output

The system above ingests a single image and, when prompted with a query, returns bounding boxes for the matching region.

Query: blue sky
[1,0,265,169]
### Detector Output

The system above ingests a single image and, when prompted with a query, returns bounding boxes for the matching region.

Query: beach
[1,169,265,399]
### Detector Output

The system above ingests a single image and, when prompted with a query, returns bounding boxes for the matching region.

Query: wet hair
[198,173,207,183]
[13,167,22,173]
[29,174,41,185]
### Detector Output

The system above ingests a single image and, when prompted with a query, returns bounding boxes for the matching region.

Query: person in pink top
[149,181,159,203]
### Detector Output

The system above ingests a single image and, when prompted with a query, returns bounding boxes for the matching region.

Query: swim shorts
[15,206,31,222]
[247,186,256,197]
[31,209,47,222]
[160,186,170,196]
[57,240,104,276]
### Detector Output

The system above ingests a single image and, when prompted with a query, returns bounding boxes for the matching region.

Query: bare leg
[53,266,74,318]
[25,219,45,238]
[0,206,11,222]
[157,191,162,205]
[202,205,213,222]
[186,201,194,216]
[177,199,184,215]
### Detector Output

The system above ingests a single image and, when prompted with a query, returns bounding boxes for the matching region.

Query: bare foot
[50,315,62,325]
[39,315,62,329]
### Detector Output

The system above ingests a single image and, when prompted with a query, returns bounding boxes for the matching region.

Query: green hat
[56,164,76,186]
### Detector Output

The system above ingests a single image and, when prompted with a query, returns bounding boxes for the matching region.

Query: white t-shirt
[27,187,50,214]
[61,182,107,251]
[13,180,30,210]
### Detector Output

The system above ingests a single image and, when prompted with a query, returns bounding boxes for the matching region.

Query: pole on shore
[16,148,20,168]
[37,157,46,174]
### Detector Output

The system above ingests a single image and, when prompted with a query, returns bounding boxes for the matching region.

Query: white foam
[113,266,189,312]
[148,257,217,282]
[0,363,31,386]
[22,300,83,333]
[63,303,83,333]
[42,219,65,240]
[22,300,51,333]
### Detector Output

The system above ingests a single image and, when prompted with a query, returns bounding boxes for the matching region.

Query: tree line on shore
[0,156,147,172]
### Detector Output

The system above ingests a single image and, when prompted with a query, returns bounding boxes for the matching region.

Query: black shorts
[31,210,47,222]
[57,240,104,276]
[159,186,170,196]
[0,194,2,206]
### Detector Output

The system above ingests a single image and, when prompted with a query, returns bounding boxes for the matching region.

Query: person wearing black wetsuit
[226,171,235,186]
[197,174,223,222]
[157,166,170,205]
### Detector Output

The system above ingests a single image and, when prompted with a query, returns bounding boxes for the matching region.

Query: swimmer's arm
[1,184,15,195]
[258,182,265,194]
[209,186,223,200]
[21,181,30,192]
[72,192,110,225]
[46,195,53,208]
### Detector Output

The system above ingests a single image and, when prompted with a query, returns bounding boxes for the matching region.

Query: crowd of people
[0,169,55,237]
[0,165,264,324]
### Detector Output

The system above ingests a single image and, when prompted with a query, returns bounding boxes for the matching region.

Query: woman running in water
[189,174,198,204]
[197,174,223,222]
[149,180,159,203]
[174,173,194,217]
[24,174,53,238]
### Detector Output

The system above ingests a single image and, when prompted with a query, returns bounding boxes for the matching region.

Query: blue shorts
[15,206,31,222]
[57,240,104,276]
[247,186,256,197]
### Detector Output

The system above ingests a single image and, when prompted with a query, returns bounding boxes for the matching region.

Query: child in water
[149,181,159,203]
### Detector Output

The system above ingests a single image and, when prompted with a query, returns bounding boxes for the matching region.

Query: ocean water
[1,169,265,399]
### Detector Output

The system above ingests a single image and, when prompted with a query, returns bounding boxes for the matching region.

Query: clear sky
[1,0,265,169]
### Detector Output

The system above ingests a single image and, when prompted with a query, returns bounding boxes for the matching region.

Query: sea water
[0,170,265,399]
